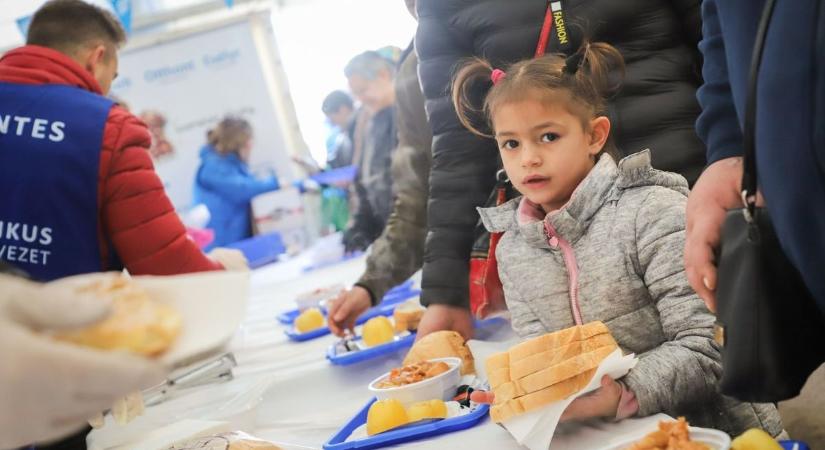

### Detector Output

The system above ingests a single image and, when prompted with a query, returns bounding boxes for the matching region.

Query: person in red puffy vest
[0,0,234,279]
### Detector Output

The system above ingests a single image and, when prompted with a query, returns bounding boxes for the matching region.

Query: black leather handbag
[715,0,825,402]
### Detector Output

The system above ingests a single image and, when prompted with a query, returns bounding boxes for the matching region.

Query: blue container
[323,398,489,450]
[226,232,285,269]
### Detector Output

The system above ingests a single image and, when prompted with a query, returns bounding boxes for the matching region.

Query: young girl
[453,43,782,436]
[193,116,279,250]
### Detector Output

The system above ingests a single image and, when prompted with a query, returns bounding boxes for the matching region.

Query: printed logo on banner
[15,15,33,38]
[203,49,241,70]
[110,0,132,34]
[144,60,196,84]
[111,76,133,93]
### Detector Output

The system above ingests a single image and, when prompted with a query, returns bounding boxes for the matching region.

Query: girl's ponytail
[568,42,625,105]
[451,57,496,137]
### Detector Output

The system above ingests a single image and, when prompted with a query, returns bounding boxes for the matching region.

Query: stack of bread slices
[486,321,618,423]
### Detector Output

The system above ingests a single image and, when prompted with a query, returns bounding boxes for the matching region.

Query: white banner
[112,16,297,209]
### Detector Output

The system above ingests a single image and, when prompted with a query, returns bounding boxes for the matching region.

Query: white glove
[208,248,249,271]
[0,274,165,449]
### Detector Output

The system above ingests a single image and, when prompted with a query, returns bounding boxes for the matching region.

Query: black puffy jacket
[416,0,705,308]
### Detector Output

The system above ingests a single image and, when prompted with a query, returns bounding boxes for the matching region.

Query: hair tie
[563,43,590,75]
[491,68,507,85]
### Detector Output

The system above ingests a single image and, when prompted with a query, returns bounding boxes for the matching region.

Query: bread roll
[393,300,425,332]
[403,330,475,375]
[53,276,181,357]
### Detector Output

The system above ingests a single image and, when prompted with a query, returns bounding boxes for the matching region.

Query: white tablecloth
[88,254,669,450]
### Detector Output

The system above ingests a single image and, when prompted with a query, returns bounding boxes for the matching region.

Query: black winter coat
[416,0,705,308]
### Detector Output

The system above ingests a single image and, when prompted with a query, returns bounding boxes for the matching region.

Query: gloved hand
[0,274,165,449]
[342,229,370,254]
[208,248,249,271]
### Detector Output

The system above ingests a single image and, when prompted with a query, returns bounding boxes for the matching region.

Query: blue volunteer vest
[0,83,113,281]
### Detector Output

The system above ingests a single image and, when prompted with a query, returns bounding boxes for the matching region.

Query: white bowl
[367,357,462,408]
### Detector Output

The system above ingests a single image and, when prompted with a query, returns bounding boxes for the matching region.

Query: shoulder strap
[742,0,777,213]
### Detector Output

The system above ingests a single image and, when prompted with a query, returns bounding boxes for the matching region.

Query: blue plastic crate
[226,232,285,269]
[323,398,489,450]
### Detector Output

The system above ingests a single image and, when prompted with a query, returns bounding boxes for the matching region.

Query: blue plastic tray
[780,441,810,450]
[310,165,358,186]
[323,398,489,450]
[325,316,506,365]
[284,287,420,343]
[277,281,417,325]
[327,333,416,366]
[302,251,364,273]
[355,289,421,324]
[284,325,331,342]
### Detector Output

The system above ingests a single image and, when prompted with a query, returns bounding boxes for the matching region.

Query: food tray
[325,316,505,364]
[323,397,489,450]
[326,333,417,366]
[277,281,416,325]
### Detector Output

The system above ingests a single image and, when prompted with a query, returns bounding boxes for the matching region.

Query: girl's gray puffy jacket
[478,150,781,436]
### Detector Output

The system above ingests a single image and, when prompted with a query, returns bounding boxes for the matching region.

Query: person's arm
[0,274,164,448]
[624,188,722,416]
[356,53,432,302]
[686,0,747,309]
[416,0,500,309]
[356,144,429,302]
[329,143,430,335]
[343,173,380,253]
[696,0,743,164]
[196,162,279,204]
[101,110,223,275]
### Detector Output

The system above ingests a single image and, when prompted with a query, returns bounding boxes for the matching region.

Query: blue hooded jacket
[193,144,279,250]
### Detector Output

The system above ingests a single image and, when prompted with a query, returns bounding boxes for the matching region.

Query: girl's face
[240,137,253,162]
[492,97,610,213]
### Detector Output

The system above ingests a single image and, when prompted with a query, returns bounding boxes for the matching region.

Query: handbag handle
[741,0,778,219]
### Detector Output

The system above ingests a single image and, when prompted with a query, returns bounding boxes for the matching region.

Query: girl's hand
[470,390,495,404]
[560,375,622,422]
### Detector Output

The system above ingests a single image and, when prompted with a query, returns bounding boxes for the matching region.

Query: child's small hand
[560,375,622,422]
[469,390,495,404]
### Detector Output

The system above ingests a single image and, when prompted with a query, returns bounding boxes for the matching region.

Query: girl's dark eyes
[501,139,519,150]
[541,132,560,143]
